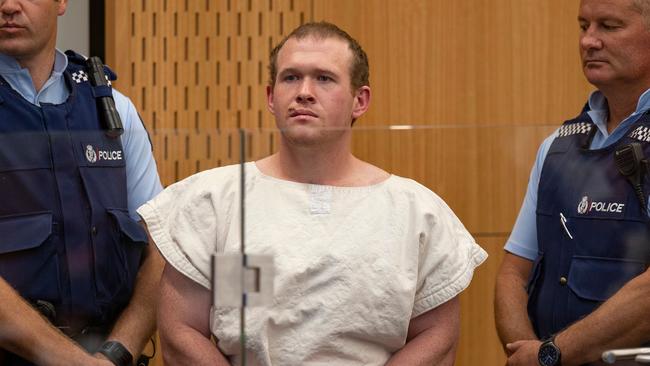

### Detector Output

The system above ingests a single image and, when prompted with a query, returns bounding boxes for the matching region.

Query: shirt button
[559,276,568,286]
[91,226,98,236]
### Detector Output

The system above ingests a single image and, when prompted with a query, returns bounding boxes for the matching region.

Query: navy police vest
[0,52,148,330]
[527,109,650,340]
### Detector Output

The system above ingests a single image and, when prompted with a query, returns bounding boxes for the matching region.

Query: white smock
[138,162,487,366]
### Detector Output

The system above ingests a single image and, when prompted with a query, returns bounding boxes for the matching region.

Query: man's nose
[0,0,22,16]
[580,26,604,51]
[296,80,316,104]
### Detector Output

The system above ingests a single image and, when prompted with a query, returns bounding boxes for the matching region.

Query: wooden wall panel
[312,0,592,127]
[457,235,508,366]
[105,1,597,365]
[106,0,311,186]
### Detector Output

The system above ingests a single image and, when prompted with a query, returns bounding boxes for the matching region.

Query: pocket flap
[568,256,645,301]
[0,133,52,171]
[107,209,148,244]
[0,212,52,254]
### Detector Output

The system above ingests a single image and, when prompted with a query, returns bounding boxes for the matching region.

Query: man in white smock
[137,21,487,366]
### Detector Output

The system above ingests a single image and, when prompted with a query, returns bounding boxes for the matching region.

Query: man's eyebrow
[577,15,625,23]
[313,68,337,76]
[279,67,338,76]
[278,68,301,75]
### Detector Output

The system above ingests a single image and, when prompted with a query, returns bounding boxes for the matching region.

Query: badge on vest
[576,195,625,215]
[84,144,123,164]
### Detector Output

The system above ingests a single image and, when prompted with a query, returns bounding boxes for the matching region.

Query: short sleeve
[113,89,163,220]
[504,131,558,260]
[412,189,488,318]
[137,168,237,289]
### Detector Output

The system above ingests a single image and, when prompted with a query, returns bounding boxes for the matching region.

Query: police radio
[86,56,123,138]
[615,142,648,210]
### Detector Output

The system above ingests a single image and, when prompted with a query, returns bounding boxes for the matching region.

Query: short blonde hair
[633,0,650,26]
[268,22,369,91]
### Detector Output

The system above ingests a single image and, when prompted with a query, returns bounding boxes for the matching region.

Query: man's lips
[0,24,25,33]
[288,109,318,118]
[0,23,24,29]
[583,59,607,66]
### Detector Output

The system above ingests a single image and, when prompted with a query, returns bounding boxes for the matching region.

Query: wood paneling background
[105,1,593,365]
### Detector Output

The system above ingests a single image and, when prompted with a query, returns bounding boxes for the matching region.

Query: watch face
[538,344,560,366]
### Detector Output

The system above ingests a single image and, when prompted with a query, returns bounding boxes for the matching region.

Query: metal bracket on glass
[212,253,274,307]
[602,348,650,364]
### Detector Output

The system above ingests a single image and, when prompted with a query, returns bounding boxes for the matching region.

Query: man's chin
[0,42,32,58]
[280,125,342,147]
[583,70,614,87]
[281,130,323,147]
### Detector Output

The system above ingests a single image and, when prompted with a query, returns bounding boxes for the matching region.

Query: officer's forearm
[0,277,106,366]
[555,269,650,366]
[105,242,164,358]
[494,253,537,349]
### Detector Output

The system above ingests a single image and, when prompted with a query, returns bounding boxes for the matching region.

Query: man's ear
[351,86,371,120]
[57,0,69,16]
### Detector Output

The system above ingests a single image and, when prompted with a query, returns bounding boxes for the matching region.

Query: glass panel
[7,122,645,364]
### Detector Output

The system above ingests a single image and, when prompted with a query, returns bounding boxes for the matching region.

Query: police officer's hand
[91,351,117,366]
[67,353,114,366]
[505,339,542,366]
[90,356,114,366]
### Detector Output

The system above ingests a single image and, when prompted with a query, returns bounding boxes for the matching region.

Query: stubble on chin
[280,126,324,147]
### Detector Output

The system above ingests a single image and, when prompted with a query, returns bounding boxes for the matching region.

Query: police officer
[495,0,650,365]
[0,1,163,365]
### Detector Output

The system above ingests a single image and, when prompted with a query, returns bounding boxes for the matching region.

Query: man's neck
[273,141,356,185]
[600,84,647,133]
[257,139,388,187]
[14,48,56,93]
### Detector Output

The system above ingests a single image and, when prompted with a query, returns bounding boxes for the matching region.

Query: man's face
[267,36,370,147]
[0,0,67,61]
[578,0,650,90]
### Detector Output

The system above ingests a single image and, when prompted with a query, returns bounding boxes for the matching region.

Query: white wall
[56,0,89,56]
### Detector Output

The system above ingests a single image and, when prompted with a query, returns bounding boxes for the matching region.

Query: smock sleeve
[411,187,488,318]
[137,166,239,289]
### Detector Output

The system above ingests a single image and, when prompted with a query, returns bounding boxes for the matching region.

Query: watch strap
[538,336,562,366]
[98,341,133,366]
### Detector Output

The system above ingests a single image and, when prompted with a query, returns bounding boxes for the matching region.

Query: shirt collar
[0,52,23,73]
[51,49,68,76]
[586,88,650,137]
[0,49,69,105]
[588,88,650,115]
[0,49,68,75]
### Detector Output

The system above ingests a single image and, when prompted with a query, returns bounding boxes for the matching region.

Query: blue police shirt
[0,49,162,220]
[505,88,650,260]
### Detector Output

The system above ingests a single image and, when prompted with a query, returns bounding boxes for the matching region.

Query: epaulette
[628,126,650,143]
[557,122,593,138]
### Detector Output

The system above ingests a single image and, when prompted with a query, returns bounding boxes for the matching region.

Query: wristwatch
[538,336,562,366]
[98,341,133,366]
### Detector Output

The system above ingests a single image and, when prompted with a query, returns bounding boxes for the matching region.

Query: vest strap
[91,85,113,99]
